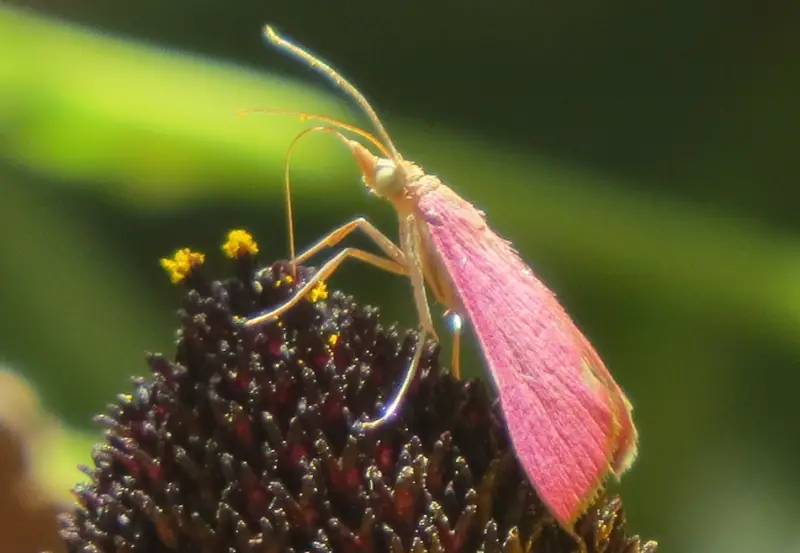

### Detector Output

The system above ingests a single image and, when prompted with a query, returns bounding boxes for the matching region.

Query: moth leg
[568,530,588,553]
[293,216,406,266]
[245,247,408,327]
[256,217,406,282]
[356,328,428,432]
[400,215,438,339]
[357,217,438,431]
[451,316,462,380]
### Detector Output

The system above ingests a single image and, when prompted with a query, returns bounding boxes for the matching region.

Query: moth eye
[373,159,404,197]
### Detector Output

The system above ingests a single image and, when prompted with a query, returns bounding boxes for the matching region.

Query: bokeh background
[2,3,799,553]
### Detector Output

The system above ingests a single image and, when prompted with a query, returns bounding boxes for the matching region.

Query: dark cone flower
[58,230,657,553]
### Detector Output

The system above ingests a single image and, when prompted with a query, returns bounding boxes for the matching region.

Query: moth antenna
[239,108,392,158]
[281,125,387,276]
[280,125,357,276]
[264,25,401,161]
[355,329,427,432]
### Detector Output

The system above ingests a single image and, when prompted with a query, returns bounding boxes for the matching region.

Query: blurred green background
[2,3,799,553]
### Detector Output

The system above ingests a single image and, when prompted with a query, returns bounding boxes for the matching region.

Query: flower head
[59,230,656,553]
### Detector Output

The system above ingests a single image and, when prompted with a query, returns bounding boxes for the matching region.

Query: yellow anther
[160,248,205,284]
[222,229,259,259]
[307,281,328,303]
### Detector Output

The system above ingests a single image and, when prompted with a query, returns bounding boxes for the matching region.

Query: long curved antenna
[280,125,358,275]
[264,25,401,161]
[238,108,392,158]
[356,329,427,432]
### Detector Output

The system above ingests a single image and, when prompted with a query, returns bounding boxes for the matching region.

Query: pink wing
[415,184,637,527]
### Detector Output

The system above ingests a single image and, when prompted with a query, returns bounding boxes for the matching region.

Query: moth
[244,25,638,530]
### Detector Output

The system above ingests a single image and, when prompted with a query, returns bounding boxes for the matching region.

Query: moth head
[347,139,406,199]
[372,158,406,197]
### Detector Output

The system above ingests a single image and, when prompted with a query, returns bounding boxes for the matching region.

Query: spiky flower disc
[59,230,656,553]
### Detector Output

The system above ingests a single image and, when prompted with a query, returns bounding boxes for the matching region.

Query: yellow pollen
[328,334,339,347]
[276,274,295,288]
[222,229,259,259]
[307,282,328,303]
[160,248,205,284]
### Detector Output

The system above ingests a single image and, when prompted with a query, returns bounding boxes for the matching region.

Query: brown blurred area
[0,371,66,553]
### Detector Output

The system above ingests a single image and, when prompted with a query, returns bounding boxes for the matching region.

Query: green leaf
[0,6,355,207]
[2,6,799,354]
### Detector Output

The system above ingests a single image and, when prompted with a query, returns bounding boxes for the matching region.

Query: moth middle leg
[245,245,408,327]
